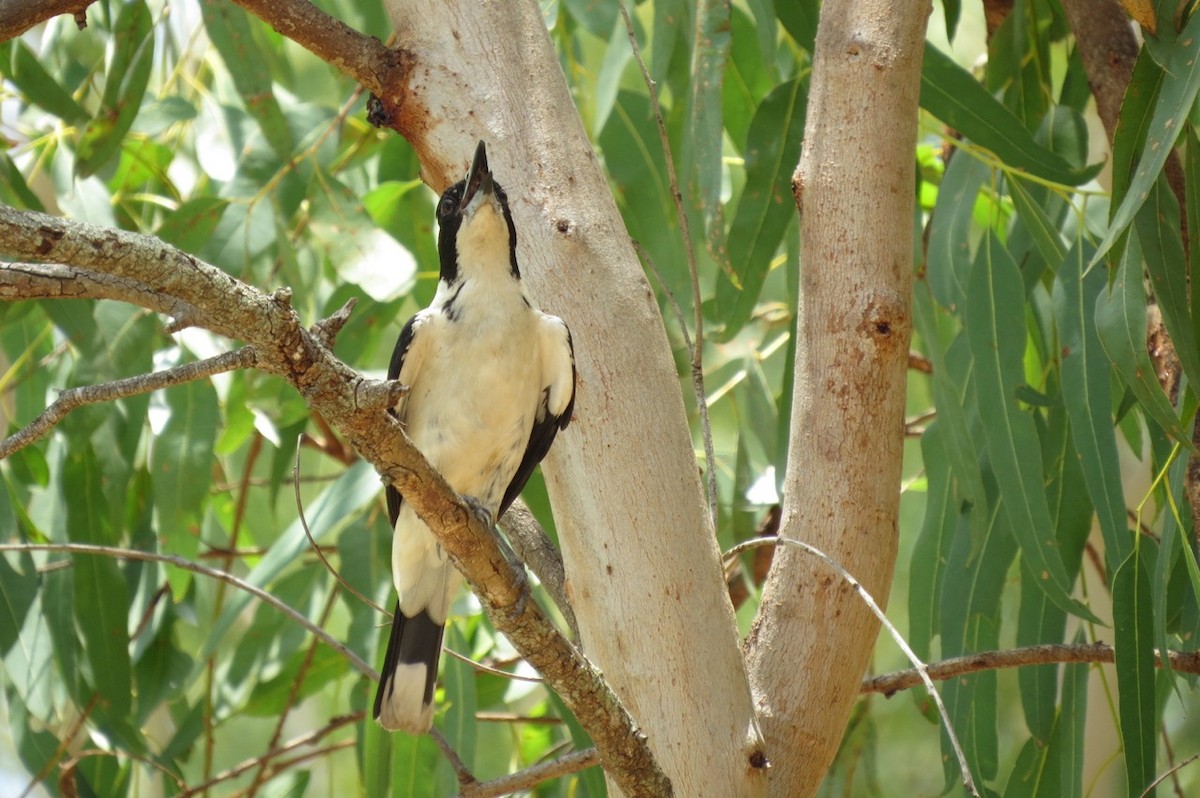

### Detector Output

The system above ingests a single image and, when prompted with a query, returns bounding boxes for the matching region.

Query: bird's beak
[459,140,494,212]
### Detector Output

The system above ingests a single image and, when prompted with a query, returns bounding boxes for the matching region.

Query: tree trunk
[380,1,765,794]
[744,1,927,794]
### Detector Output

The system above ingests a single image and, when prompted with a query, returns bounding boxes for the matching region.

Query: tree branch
[0,0,91,43]
[500,499,578,639]
[0,202,666,798]
[458,748,601,798]
[226,0,408,100]
[0,261,206,330]
[862,642,1200,697]
[0,347,258,459]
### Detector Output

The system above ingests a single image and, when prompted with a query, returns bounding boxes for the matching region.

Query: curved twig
[0,542,376,678]
[726,536,980,798]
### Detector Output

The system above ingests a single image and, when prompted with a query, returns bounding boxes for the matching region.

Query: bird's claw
[460,494,495,528]
[508,566,530,621]
[460,494,532,622]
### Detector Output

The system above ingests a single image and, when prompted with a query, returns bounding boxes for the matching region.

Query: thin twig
[18,694,98,798]
[862,642,1200,696]
[294,434,388,615]
[457,748,602,798]
[442,647,543,683]
[431,728,477,789]
[618,0,718,528]
[245,589,340,798]
[0,542,375,679]
[1143,753,1200,798]
[180,714,361,796]
[0,347,257,459]
[725,536,981,798]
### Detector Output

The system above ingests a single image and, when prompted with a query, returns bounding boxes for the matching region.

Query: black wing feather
[498,338,576,517]
[385,313,420,527]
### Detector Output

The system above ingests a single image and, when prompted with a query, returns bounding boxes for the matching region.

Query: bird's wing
[498,314,576,516]
[386,311,433,526]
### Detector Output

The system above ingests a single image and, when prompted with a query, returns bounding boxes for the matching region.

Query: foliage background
[0,0,1197,796]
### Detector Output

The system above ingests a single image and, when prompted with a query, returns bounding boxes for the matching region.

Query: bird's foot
[460,494,495,529]
[461,494,532,622]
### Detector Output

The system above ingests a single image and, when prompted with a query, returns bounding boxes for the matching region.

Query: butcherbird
[373,141,577,733]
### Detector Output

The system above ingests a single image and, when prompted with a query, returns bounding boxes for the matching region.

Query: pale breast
[404,296,544,514]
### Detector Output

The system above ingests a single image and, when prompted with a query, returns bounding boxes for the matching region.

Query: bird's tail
[373,602,445,733]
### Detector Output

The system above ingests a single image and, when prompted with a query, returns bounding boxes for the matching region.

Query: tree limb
[226,0,408,103]
[0,202,667,798]
[862,642,1200,696]
[0,261,206,330]
[458,748,602,798]
[0,0,90,43]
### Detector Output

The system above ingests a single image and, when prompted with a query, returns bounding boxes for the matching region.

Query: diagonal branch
[0,202,667,798]
[0,347,257,459]
[0,0,91,43]
[227,0,408,99]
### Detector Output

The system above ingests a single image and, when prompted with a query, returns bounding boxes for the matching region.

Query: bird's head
[436,140,519,283]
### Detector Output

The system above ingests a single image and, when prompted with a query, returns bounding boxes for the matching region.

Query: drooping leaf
[964,235,1098,622]
[76,0,155,177]
[201,0,295,160]
[718,77,805,339]
[1093,9,1200,265]
[1095,234,1188,442]
[1113,546,1157,798]
[1052,242,1132,572]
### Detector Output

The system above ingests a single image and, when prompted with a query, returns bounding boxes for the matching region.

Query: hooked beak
[458,140,494,212]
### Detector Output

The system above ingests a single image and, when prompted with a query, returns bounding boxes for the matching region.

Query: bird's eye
[438,195,456,217]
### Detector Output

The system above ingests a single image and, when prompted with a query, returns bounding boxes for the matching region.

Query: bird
[373,140,577,734]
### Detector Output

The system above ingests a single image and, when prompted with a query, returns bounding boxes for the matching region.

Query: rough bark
[0,0,89,42]
[743,1,927,794]
[375,2,766,794]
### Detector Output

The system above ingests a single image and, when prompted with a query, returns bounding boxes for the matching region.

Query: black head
[436,140,520,283]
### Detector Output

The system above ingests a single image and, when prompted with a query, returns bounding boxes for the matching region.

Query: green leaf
[76,0,155,177]
[775,0,817,52]
[198,460,379,668]
[682,0,730,238]
[718,77,805,339]
[920,45,1100,186]
[927,152,990,308]
[908,422,955,659]
[0,40,89,124]
[0,152,45,212]
[1092,10,1200,265]
[1136,174,1200,390]
[1008,176,1066,266]
[390,727,440,798]
[0,552,37,654]
[64,445,132,717]
[1095,234,1187,442]
[435,623,478,795]
[1052,243,1132,572]
[151,375,219,562]
[1052,637,1089,798]
[201,0,294,160]
[940,495,1012,788]
[1113,546,1157,798]
[243,645,344,716]
[964,235,1098,622]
